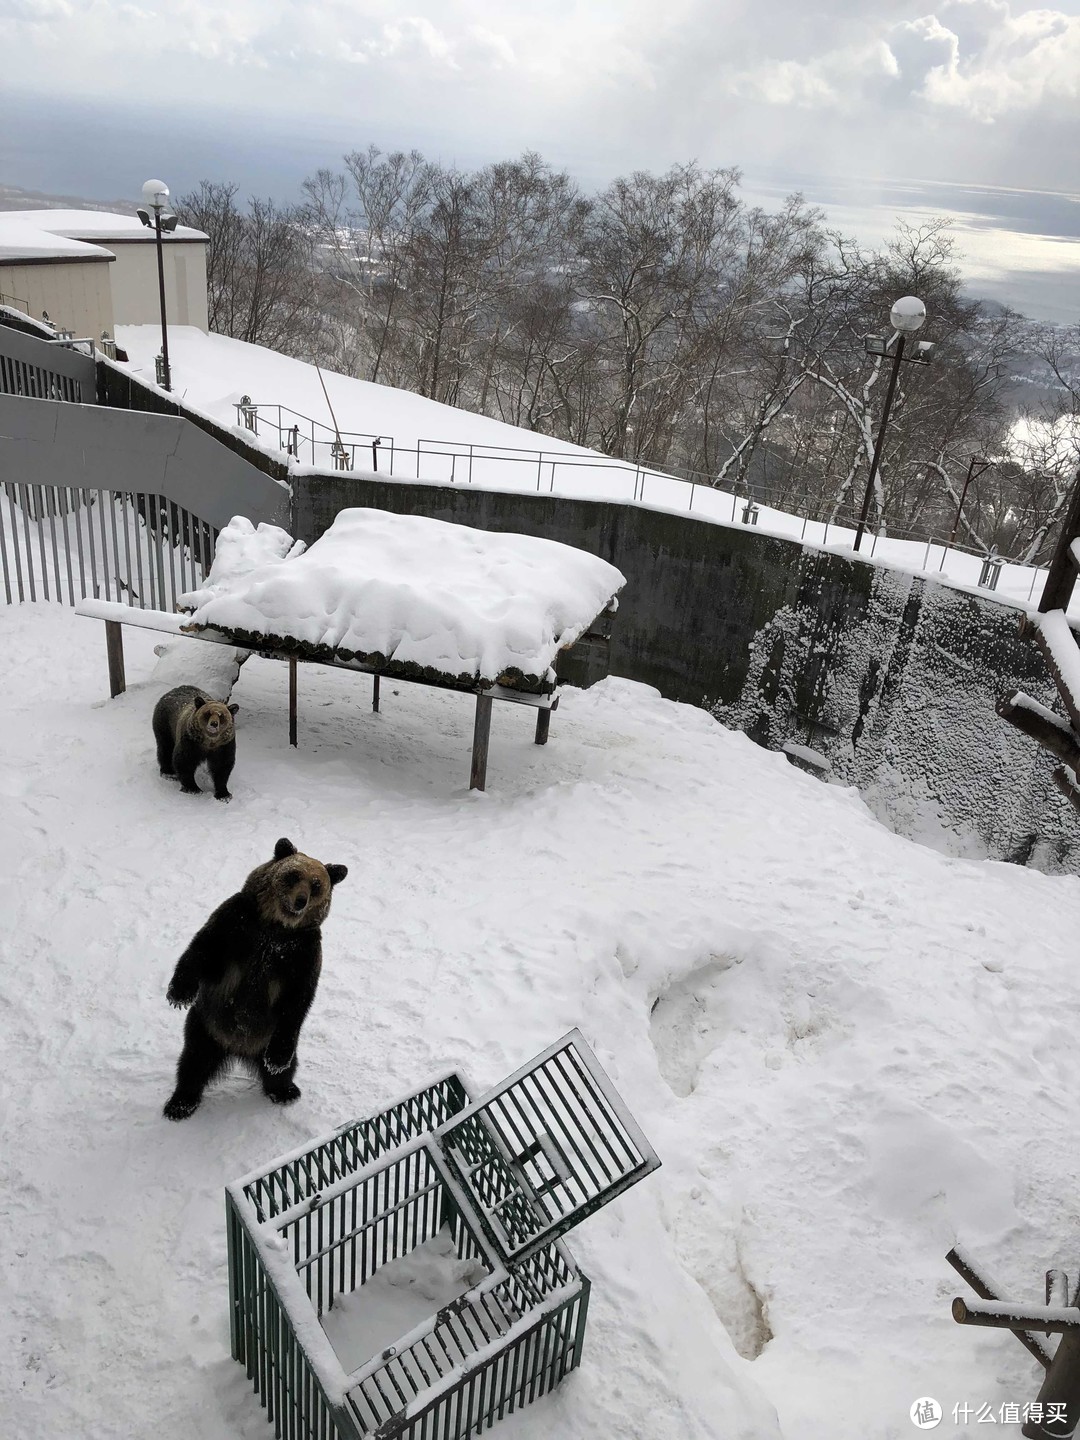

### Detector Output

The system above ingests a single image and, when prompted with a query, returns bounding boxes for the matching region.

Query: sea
[741,169,1080,325]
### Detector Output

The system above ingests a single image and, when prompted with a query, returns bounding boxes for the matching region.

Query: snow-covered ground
[4,599,1079,1439]
[115,325,1069,618]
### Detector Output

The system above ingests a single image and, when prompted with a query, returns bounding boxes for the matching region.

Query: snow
[179,509,626,689]
[5,597,1080,1439]
[113,324,1077,620]
[178,515,305,612]
[319,1229,488,1374]
[2,209,208,244]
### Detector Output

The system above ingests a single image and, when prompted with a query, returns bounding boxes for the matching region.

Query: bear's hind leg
[173,739,202,795]
[164,1012,230,1120]
[257,1054,300,1106]
[208,742,235,802]
[154,718,176,776]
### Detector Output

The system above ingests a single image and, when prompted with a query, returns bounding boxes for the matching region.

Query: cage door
[434,1029,660,1267]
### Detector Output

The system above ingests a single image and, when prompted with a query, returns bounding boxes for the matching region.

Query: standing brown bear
[163,838,348,1121]
[152,684,238,801]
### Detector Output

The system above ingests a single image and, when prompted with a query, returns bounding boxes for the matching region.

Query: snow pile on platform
[180,509,625,688]
[179,516,305,612]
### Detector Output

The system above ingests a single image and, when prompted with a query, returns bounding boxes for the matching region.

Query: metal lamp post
[853,295,934,552]
[136,178,179,391]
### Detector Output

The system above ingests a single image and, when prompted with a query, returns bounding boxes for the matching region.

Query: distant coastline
[742,170,1080,325]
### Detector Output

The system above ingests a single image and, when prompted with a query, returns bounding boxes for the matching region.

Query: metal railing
[234,399,1044,598]
[0,292,30,317]
[0,482,218,609]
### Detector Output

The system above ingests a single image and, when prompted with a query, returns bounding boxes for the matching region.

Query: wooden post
[1039,465,1080,613]
[105,620,126,698]
[372,674,380,713]
[470,694,492,791]
[1023,1332,1080,1437]
[289,656,297,748]
[534,706,551,746]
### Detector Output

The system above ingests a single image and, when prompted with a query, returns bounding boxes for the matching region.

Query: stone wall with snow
[294,469,1080,870]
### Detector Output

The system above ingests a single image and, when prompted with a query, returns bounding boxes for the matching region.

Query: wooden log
[1053,767,1080,815]
[1048,1271,1071,1307]
[372,674,380,713]
[997,692,1080,770]
[1033,615,1080,739]
[946,1248,1054,1368]
[105,620,126,698]
[1022,1333,1080,1438]
[289,655,297,749]
[952,1296,1080,1333]
[470,693,492,791]
[1039,465,1080,613]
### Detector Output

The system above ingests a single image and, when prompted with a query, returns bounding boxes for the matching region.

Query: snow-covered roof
[0,218,114,263]
[179,510,626,689]
[0,209,207,264]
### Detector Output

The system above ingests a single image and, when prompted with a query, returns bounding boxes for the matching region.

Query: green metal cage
[226,1031,659,1440]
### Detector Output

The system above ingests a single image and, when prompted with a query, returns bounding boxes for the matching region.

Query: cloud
[0,0,73,19]
[888,2,1080,121]
[4,0,1080,197]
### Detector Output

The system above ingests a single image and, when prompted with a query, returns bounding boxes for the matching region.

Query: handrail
[231,398,1044,590]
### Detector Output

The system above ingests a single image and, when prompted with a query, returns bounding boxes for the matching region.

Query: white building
[0,209,209,341]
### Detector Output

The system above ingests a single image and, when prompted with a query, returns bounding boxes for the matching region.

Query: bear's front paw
[267,1082,301,1105]
[214,790,232,803]
[263,1052,294,1075]
[166,983,196,1009]
[163,1094,199,1120]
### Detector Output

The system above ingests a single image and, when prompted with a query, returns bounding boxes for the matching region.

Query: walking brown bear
[153,685,238,801]
[163,838,348,1120]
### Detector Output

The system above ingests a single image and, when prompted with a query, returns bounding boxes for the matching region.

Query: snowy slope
[115,325,1069,617]
[3,601,1079,1439]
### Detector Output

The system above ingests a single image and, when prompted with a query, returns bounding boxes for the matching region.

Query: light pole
[853,295,934,552]
[136,178,178,391]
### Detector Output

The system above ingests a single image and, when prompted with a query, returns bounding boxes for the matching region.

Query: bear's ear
[274,838,297,860]
[192,694,208,710]
[326,864,348,887]
[228,703,239,716]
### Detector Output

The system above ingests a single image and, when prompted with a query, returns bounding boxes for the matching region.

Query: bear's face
[245,837,348,930]
[191,696,238,749]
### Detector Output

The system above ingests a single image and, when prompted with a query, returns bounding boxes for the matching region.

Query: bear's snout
[291,892,308,914]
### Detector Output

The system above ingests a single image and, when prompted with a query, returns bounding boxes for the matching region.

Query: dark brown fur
[152,684,238,800]
[163,838,348,1120]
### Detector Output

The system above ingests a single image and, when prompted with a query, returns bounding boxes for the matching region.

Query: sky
[3,0,1080,318]
[3,0,1080,198]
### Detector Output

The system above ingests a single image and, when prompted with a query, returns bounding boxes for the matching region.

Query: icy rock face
[713,553,1080,872]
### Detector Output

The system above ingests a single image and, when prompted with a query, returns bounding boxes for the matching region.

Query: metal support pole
[153,212,171,391]
[470,694,492,791]
[854,335,905,551]
[288,656,297,748]
[105,620,126,697]
[372,674,380,713]
[534,706,552,746]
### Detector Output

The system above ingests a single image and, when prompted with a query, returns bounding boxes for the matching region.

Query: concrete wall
[293,469,1080,870]
[106,239,209,332]
[0,258,114,339]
